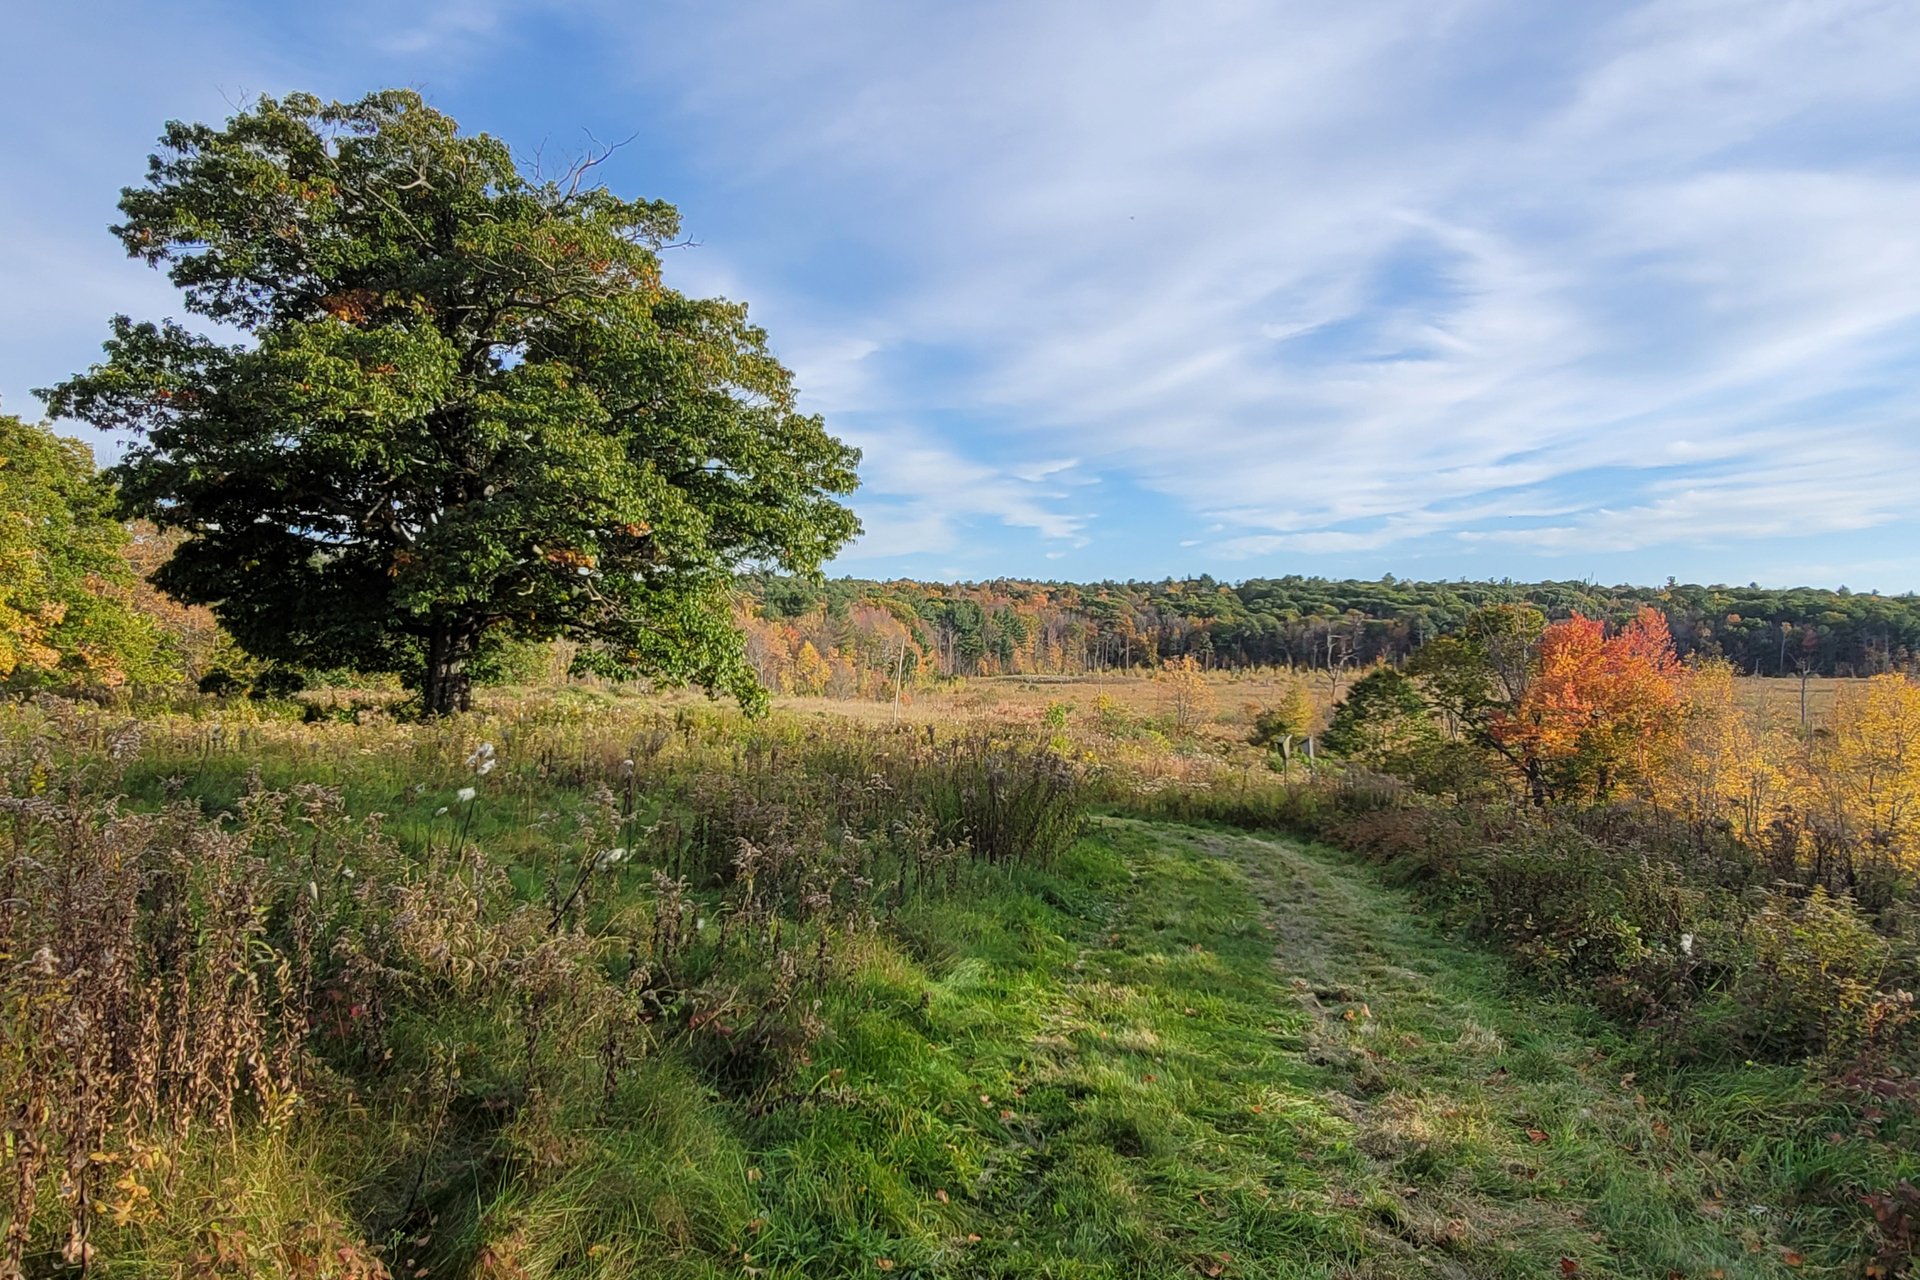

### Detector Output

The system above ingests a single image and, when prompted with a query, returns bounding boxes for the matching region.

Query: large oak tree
[45,90,860,714]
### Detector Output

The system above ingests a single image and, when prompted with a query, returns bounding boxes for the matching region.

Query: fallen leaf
[1560,1259,1580,1276]
[1526,1129,1550,1144]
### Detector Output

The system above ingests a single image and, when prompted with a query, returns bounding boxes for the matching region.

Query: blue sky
[6,0,1920,590]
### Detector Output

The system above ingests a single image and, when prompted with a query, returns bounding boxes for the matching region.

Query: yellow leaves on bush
[1646,664,1920,878]
[1811,674,1920,872]
[1651,658,1793,838]
[1158,654,1216,733]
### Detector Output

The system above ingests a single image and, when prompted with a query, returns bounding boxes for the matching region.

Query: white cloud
[10,0,1920,581]
[370,1,511,56]
[587,0,1920,568]
[832,424,1092,561]
[1460,437,1920,555]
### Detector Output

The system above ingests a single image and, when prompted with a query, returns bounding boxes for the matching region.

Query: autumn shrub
[1093,759,1403,833]
[931,732,1083,867]
[1321,805,1449,872]
[1326,799,1919,1063]
[0,719,386,1271]
[1866,1180,1920,1277]
[1452,827,1720,1014]
[1715,889,1916,1061]
[1091,738,1918,1073]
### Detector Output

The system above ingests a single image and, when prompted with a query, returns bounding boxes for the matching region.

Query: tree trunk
[423,619,478,717]
[1525,759,1548,808]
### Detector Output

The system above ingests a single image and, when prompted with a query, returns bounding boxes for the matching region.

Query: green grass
[467,817,1821,1279]
[38,693,1888,1276]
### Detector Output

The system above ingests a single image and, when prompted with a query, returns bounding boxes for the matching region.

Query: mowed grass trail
[698,820,1810,1280]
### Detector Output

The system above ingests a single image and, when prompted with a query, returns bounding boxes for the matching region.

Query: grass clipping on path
[717,821,1810,1279]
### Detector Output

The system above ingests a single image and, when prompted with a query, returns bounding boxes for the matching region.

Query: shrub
[1724,888,1910,1060]
[1098,749,1918,1073]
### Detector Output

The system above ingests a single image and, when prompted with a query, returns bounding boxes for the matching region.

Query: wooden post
[1799,665,1812,741]
[892,640,907,722]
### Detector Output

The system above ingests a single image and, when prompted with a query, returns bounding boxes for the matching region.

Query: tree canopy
[0,414,160,687]
[45,90,860,714]
[1489,607,1688,804]
[733,572,1920,691]
[1320,667,1436,770]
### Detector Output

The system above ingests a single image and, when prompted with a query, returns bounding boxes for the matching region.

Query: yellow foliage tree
[792,640,833,698]
[1652,659,1791,840]
[0,415,161,687]
[1807,674,1920,872]
[1158,655,1215,734]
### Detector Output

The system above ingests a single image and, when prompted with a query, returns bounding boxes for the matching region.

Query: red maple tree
[1491,607,1687,804]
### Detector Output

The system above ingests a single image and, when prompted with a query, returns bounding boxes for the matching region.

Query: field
[1731,675,1850,728]
[757,670,1846,744]
[614,671,1321,727]
[3,686,1915,1279]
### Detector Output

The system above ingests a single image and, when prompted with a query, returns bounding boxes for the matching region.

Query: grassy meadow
[2,681,1915,1278]
[779,668,1839,736]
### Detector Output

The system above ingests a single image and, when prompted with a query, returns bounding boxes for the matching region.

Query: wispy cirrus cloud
[7,0,1920,585]
[585,0,1920,581]
[834,424,1092,562]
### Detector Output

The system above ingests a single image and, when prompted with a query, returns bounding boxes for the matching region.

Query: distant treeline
[739,572,1920,686]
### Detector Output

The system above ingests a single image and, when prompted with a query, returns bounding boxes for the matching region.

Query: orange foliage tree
[120,520,230,683]
[1490,607,1688,805]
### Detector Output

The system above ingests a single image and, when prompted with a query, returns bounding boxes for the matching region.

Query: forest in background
[11,408,1918,705]
[735,570,1920,700]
